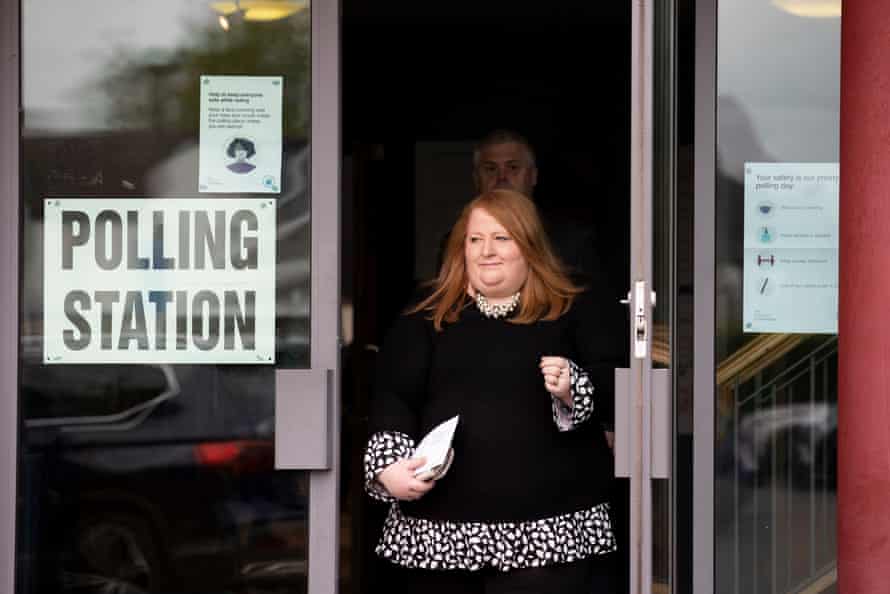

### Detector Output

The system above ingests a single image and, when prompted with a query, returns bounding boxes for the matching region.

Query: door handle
[633,280,648,359]
[275,368,334,469]
[613,368,671,479]
[622,281,656,359]
[651,369,671,479]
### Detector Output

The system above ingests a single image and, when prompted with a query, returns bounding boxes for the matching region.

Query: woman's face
[234,147,248,161]
[464,207,528,300]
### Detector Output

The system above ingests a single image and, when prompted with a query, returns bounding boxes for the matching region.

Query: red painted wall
[838,2,890,591]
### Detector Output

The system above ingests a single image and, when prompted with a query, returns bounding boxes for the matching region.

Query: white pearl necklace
[474,292,520,319]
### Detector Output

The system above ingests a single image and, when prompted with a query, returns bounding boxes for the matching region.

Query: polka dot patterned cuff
[364,431,416,502]
[551,359,595,431]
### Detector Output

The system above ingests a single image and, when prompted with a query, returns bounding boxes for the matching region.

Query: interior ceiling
[343,0,628,26]
[340,0,633,145]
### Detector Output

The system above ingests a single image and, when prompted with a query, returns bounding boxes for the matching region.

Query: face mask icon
[757,201,775,218]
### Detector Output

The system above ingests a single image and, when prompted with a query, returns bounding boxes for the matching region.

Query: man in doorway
[472,129,539,198]
[471,129,608,292]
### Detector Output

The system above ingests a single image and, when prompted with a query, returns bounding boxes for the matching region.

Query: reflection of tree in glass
[98,15,309,139]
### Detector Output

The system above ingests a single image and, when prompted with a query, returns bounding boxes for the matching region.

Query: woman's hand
[540,356,572,406]
[376,457,437,501]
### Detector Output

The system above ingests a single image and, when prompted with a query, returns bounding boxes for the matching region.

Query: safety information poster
[743,162,839,334]
[198,75,283,194]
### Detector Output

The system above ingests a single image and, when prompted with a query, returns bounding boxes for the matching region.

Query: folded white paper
[413,415,459,479]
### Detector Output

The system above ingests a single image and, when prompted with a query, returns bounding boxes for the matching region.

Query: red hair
[410,189,582,330]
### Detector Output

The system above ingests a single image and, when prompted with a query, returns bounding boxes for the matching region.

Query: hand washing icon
[759,226,774,243]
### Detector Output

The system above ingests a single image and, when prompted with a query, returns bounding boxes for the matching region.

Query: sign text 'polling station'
[43,198,276,364]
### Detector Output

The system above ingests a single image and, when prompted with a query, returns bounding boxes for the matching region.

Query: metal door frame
[0,0,20,590]
[629,0,718,592]
[628,1,655,593]
[305,0,342,590]
[273,0,342,590]
[693,0,716,592]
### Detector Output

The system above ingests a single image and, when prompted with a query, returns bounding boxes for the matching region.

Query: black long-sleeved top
[368,290,622,523]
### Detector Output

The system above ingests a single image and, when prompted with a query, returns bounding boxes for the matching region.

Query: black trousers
[383,555,617,594]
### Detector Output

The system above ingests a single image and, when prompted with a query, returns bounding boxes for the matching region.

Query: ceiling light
[772,0,841,18]
[211,0,306,23]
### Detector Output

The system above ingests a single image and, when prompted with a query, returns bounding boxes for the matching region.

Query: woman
[225,137,256,174]
[365,189,618,593]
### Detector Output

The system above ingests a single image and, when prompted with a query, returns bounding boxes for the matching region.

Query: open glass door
[275,0,343,592]
[12,0,341,592]
[620,0,679,592]
[710,2,840,593]
[693,1,841,592]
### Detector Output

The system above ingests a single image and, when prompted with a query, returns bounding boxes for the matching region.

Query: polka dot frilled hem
[376,503,616,572]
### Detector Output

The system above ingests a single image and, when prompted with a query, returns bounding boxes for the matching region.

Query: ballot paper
[413,415,459,480]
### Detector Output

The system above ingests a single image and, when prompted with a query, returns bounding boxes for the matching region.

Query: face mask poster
[198,75,283,194]
[743,162,839,334]
[43,198,276,364]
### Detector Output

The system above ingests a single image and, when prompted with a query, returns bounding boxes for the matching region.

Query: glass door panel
[628,1,691,592]
[628,1,675,592]
[714,2,840,593]
[652,0,675,590]
[17,2,319,592]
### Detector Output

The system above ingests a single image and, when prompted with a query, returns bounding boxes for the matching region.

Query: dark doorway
[339,3,632,592]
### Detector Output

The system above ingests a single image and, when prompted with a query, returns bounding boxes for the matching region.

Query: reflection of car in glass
[18,136,313,592]
[720,403,837,489]
[20,358,306,594]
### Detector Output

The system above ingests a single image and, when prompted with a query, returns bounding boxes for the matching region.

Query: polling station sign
[43,198,276,364]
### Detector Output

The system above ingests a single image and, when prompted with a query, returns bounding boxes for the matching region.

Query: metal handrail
[727,335,838,594]
[790,561,836,594]
[735,337,837,409]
